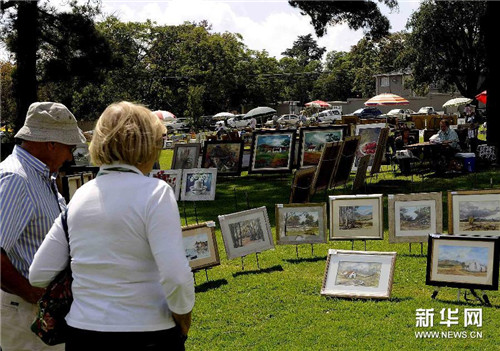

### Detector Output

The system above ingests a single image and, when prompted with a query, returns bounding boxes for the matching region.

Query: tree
[404,0,487,98]
[282,34,326,67]
[288,0,396,38]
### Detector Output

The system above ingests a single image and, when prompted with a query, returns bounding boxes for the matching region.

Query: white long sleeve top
[29,164,195,332]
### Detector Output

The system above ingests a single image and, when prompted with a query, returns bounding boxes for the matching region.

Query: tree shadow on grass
[232,264,283,278]
[284,256,327,264]
[194,279,228,293]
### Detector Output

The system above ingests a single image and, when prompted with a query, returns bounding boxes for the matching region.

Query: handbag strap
[61,209,70,253]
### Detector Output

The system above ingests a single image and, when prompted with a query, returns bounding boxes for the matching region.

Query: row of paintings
[150,168,217,201]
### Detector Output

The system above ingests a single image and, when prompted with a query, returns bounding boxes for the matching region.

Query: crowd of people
[1,101,195,350]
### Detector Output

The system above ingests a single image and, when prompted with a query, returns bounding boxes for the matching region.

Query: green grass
[159,149,500,350]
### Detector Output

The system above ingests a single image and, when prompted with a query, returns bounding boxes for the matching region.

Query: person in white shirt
[29,101,195,351]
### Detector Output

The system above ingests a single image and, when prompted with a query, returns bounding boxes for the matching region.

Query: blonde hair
[89,101,166,167]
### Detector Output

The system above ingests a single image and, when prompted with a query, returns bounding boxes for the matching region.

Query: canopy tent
[364,93,409,106]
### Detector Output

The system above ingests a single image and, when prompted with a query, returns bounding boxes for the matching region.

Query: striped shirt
[0,145,65,278]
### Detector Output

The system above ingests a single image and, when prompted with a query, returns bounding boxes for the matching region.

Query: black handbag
[31,209,73,345]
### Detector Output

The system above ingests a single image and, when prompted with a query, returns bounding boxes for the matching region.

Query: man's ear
[46,142,57,151]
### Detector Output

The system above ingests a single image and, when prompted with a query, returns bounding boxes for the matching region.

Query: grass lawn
[159,149,500,350]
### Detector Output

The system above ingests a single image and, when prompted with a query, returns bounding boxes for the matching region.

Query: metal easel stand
[431,288,491,306]
[193,267,212,284]
[409,243,425,256]
[182,201,188,226]
[240,252,262,271]
[350,240,367,251]
[294,244,316,259]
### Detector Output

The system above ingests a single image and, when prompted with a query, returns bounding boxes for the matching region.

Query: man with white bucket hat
[1,102,85,350]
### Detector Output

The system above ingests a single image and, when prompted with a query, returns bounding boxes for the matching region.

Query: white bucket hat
[15,102,86,145]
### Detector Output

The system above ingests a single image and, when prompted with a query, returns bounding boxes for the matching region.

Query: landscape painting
[181,222,220,270]
[426,234,499,290]
[437,245,488,277]
[458,200,500,232]
[275,203,327,245]
[389,193,442,243]
[336,261,382,287]
[399,205,431,231]
[218,206,274,259]
[329,194,383,240]
[250,131,295,173]
[300,128,343,167]
[321,250,397,300]
[228,218,265,248]
[339,205,373,230]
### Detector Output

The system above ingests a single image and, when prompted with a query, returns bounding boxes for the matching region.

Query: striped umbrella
[364,93,409,106]
[305,100,331,108]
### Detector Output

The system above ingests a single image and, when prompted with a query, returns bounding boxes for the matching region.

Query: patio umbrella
[154,110,176,120]
[305,100,331,108]
[475,90,487,104]
[442,97,472,108]
[364,93,409,106]
[244,106,276,118]
[212,112,234,121]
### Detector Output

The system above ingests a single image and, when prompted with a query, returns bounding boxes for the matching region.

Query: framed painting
[330,136,360,188]
[171,143,201,169]
[62,175,82,202]
[275,203,327,245]
[289,166,316,203]
[426,234,499,290]
[218,206,274,259]
[81,172,94,184]
[310,141,344,195]
[388,192,443,243]
[202,140,244,176]
[150,169,182,200]
[182,222,220,271]
[249,130,296,174]
[298,126,347,167]
[321,249,397,299]
[370,127,390,175]
[180,168,217,201]
[353,123,386,171]
[329,194,384,240]
[447,190,500,236]
[352,154,370,192]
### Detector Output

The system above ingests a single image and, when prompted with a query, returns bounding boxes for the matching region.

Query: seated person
[395,127,416,150]
[432,119,460,151]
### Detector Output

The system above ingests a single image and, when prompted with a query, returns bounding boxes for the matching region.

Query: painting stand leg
[241,256,245,271]
[480,290,491,306]
[233,187,238,211]
[431,288,440,299]
[182,201,188,226]
[256,252,261,270]
[364,240,367,251]
[351,240,354,250]
[420,243,424,256]
[311,244,314,256]
[193,272,197,285]
[204,268,209,282]
[296,245,299,259]
[193,202,199,224]
[465,289,490,306]
[409,243,412,254]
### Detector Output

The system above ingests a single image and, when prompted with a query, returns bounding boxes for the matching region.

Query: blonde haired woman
[30,102,194,350]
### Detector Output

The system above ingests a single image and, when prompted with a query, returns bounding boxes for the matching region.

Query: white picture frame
[150,169,182,200]
[180,168,217,201]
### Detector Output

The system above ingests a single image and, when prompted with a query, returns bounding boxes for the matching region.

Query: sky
[98,0,422,58]
[0,0,420,61]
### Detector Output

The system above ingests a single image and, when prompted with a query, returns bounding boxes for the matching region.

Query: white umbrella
[244,106,276,118]
[212,112,235,120]
[442,97,473,108]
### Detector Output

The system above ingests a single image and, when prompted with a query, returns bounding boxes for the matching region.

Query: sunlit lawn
[159,149,500,350]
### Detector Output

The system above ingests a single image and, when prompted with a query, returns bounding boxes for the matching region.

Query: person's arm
[1,249,45,303]
[147,184,195,334]
[172,311,192,336]
[29,215,70,287]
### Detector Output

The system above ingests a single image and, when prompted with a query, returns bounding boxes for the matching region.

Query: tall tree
[282,34,326,67]
[404,0,487,98]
